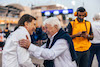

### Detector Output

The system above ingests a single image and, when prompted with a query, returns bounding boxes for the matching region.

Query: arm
[81,24,94,40]
[70,32,82,39]
[29,39,68,60]
[20,39,69,60]
[41,43,46,48]
[29,43,46,59]
[88,24,94,40]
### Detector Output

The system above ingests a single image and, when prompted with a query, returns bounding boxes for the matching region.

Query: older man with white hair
[19,17,77,67]
[89,13,100,67]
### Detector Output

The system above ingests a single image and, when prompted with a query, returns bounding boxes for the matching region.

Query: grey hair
[93,13,100,20]
[43,17,61,29]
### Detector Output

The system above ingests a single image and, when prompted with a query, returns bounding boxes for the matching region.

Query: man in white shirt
[89,13,100,67]
[19,17,77,67]
[2,14,36,67]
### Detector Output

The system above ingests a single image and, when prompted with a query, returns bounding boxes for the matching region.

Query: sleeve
[41,43,46,48]
[28,39,69,60]
[67,23,72,35]
[14,41,36,67]
[89,24,93,35]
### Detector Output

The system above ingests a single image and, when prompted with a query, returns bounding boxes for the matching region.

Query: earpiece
[74,7,88,17]
[74,12,87,17]
[74,12,77,16]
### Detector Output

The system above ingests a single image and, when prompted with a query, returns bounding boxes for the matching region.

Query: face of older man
[44,24,57,38]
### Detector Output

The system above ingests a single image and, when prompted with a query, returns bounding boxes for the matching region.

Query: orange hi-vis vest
[70,18,91,52]
[0,33,4,42]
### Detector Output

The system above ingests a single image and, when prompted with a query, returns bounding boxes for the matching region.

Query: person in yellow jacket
[67,7,94,67]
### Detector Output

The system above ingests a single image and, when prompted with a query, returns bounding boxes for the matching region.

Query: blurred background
[0,0,100,31]
[0,0,100,67]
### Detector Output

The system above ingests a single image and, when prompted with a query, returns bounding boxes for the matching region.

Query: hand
[76,32,82,37]
[19,35,31,49]
[81,32,88,38]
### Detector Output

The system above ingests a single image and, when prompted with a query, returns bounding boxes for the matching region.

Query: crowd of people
[1,6,100,67]
[0,24,10,50]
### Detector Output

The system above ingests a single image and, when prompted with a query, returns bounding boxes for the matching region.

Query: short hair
[77,7,86,12]
[93,13,100,20]
[43,17,61,29]
[18,14,36,26]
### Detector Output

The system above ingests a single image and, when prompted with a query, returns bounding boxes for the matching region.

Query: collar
[75,18,85,24]
[50,32,58,41]
[18,26,31,42]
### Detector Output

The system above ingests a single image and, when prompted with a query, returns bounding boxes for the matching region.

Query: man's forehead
[78,11,86,14]
[44,24,52,28]
[45,23,50,26]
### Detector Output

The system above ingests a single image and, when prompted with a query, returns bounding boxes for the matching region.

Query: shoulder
[55,39,69,49]
[85,20,91,25]
[85,20,91,23]
[70,20,75,24]
[11,29,26,40]
[85,20,89,22]
[56,39,68,45]
[58,33,72,42]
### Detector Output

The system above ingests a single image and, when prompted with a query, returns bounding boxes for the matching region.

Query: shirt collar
[18,26,31,42]
[50,32,58,41]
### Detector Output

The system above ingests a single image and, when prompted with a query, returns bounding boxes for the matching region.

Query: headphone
[74,7,87,17]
